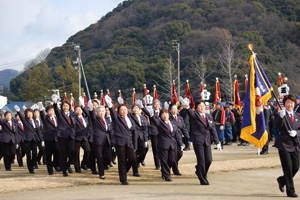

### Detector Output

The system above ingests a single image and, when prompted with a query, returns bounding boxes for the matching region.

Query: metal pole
[80,59,91,100]
[78,49,81,97]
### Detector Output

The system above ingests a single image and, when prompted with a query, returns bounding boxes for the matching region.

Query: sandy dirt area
[0,141,298,200]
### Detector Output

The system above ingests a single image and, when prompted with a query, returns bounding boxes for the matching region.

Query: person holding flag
[275,94,300,198]
[212,102,225,148]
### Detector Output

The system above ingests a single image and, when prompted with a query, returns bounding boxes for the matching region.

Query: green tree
[21,62,54,102]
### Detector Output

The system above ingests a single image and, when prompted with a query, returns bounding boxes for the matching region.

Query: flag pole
[247,44,297,146]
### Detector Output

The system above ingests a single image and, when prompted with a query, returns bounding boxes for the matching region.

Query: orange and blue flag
[240,54,272,148]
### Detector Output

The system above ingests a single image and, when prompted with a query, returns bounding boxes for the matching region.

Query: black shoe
[277,178,284,193]
[76,170,82,173]
[121,181,129,185]
[287,193,298,198]
[112,160,116,165]
[183,147,190,151]
[19,164,24,167]
[6,168,12,171]
[260,151,268,155]
[49,171,54,175]
[174,172,182,176]
[63,172,68,177]
[237,142,245,146]
[162,176,172,182]
[141,161,146,166]
[38,161,42,165]
[68,167,73,173]
[133,173,140,177]
[109,164,113,167]
[104,165,110,170]
[201,181,210,185]
[100,176,106,180]
[155,166,160,170]
[81,165,88,170]
[92,171,98,175]
[55,166,61,172]
[29,170,35,174]
[33,165,38,169]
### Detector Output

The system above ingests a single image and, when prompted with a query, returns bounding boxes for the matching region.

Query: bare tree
[218,41,239,102]
[154,56,177,100]
[193,55,214,84]
[24,48,51,70]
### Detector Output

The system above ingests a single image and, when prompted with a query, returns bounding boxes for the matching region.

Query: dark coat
[142,108,160,136]
[186,109,220,146]
[53,103,76,139]
[74,115,90,142]
[128,112,147,142]
[18,112,41,142]
[0,119,17,144]
[151,116,178,150]
[14,119,24,144]
[88,109,112,146]
[109,107,137,150]
[274,111,300,152]
[40,111,57,141]
[169,114,189,146]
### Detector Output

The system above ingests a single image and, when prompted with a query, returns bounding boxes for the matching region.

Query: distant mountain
[0,69,19,87]
[10,0,300,102]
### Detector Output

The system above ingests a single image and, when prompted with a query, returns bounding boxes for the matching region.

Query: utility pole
[171,40,180,97]
[73,44,91,100]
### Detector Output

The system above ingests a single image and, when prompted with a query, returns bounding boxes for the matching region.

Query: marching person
[80,97,112,180]
[129,103,148,177]
[52,95,76,177]
[105,95,137,185]
[105,106,117,166]
[73,105,91,173]
[148,100,161,170]
[38,103,60,175]
[14,113,25,167]
[182,99,222,185]
[34,109,45,166]
[275,94,300,198]
[0,111,17,171]
[169,103,189,176]
[15,105,42,174]
[143,105,179,182]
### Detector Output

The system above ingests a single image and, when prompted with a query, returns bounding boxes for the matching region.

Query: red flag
[245,74,248,99]
[107,89,116,109]
[200,82,203,100]
[234,75,241,113]
[186,80,195,110]
[214,78,221,107]
[63,92,68,102]
[100,90,105,106]
[153,85,159,100]
[84,92,88,108]
[143,84,147,98]
[171,81,179,106]
[70,93,76,108]
[132,88,136,105]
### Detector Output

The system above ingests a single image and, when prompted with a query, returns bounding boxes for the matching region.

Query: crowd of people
[0,93,299,196]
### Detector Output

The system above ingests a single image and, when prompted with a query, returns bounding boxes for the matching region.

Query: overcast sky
[0,0,123,71]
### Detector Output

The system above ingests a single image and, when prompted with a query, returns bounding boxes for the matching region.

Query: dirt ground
[0,141,299,200]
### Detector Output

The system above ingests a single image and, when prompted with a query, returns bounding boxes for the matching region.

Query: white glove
[217,143,222,151]
[117,97,124,104]
[51,94,59,103]
[41,141,45,147]
[38,102,44,111]
[145,142,148,148]
[105,95,113,108]
[147,108,154,117]
[22,105,27,110]
[16,144,19,149]
[14,105,20,112]
[87,100,93,111]
[1,109,6,113]
[280,110,286,118]
[181,146,184,151]
[112,146,116,152]
[288,130,297,137]
[79,96,85,106]
[219,125,225,131]
[164,102,169,110]
[136,99,144,108]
